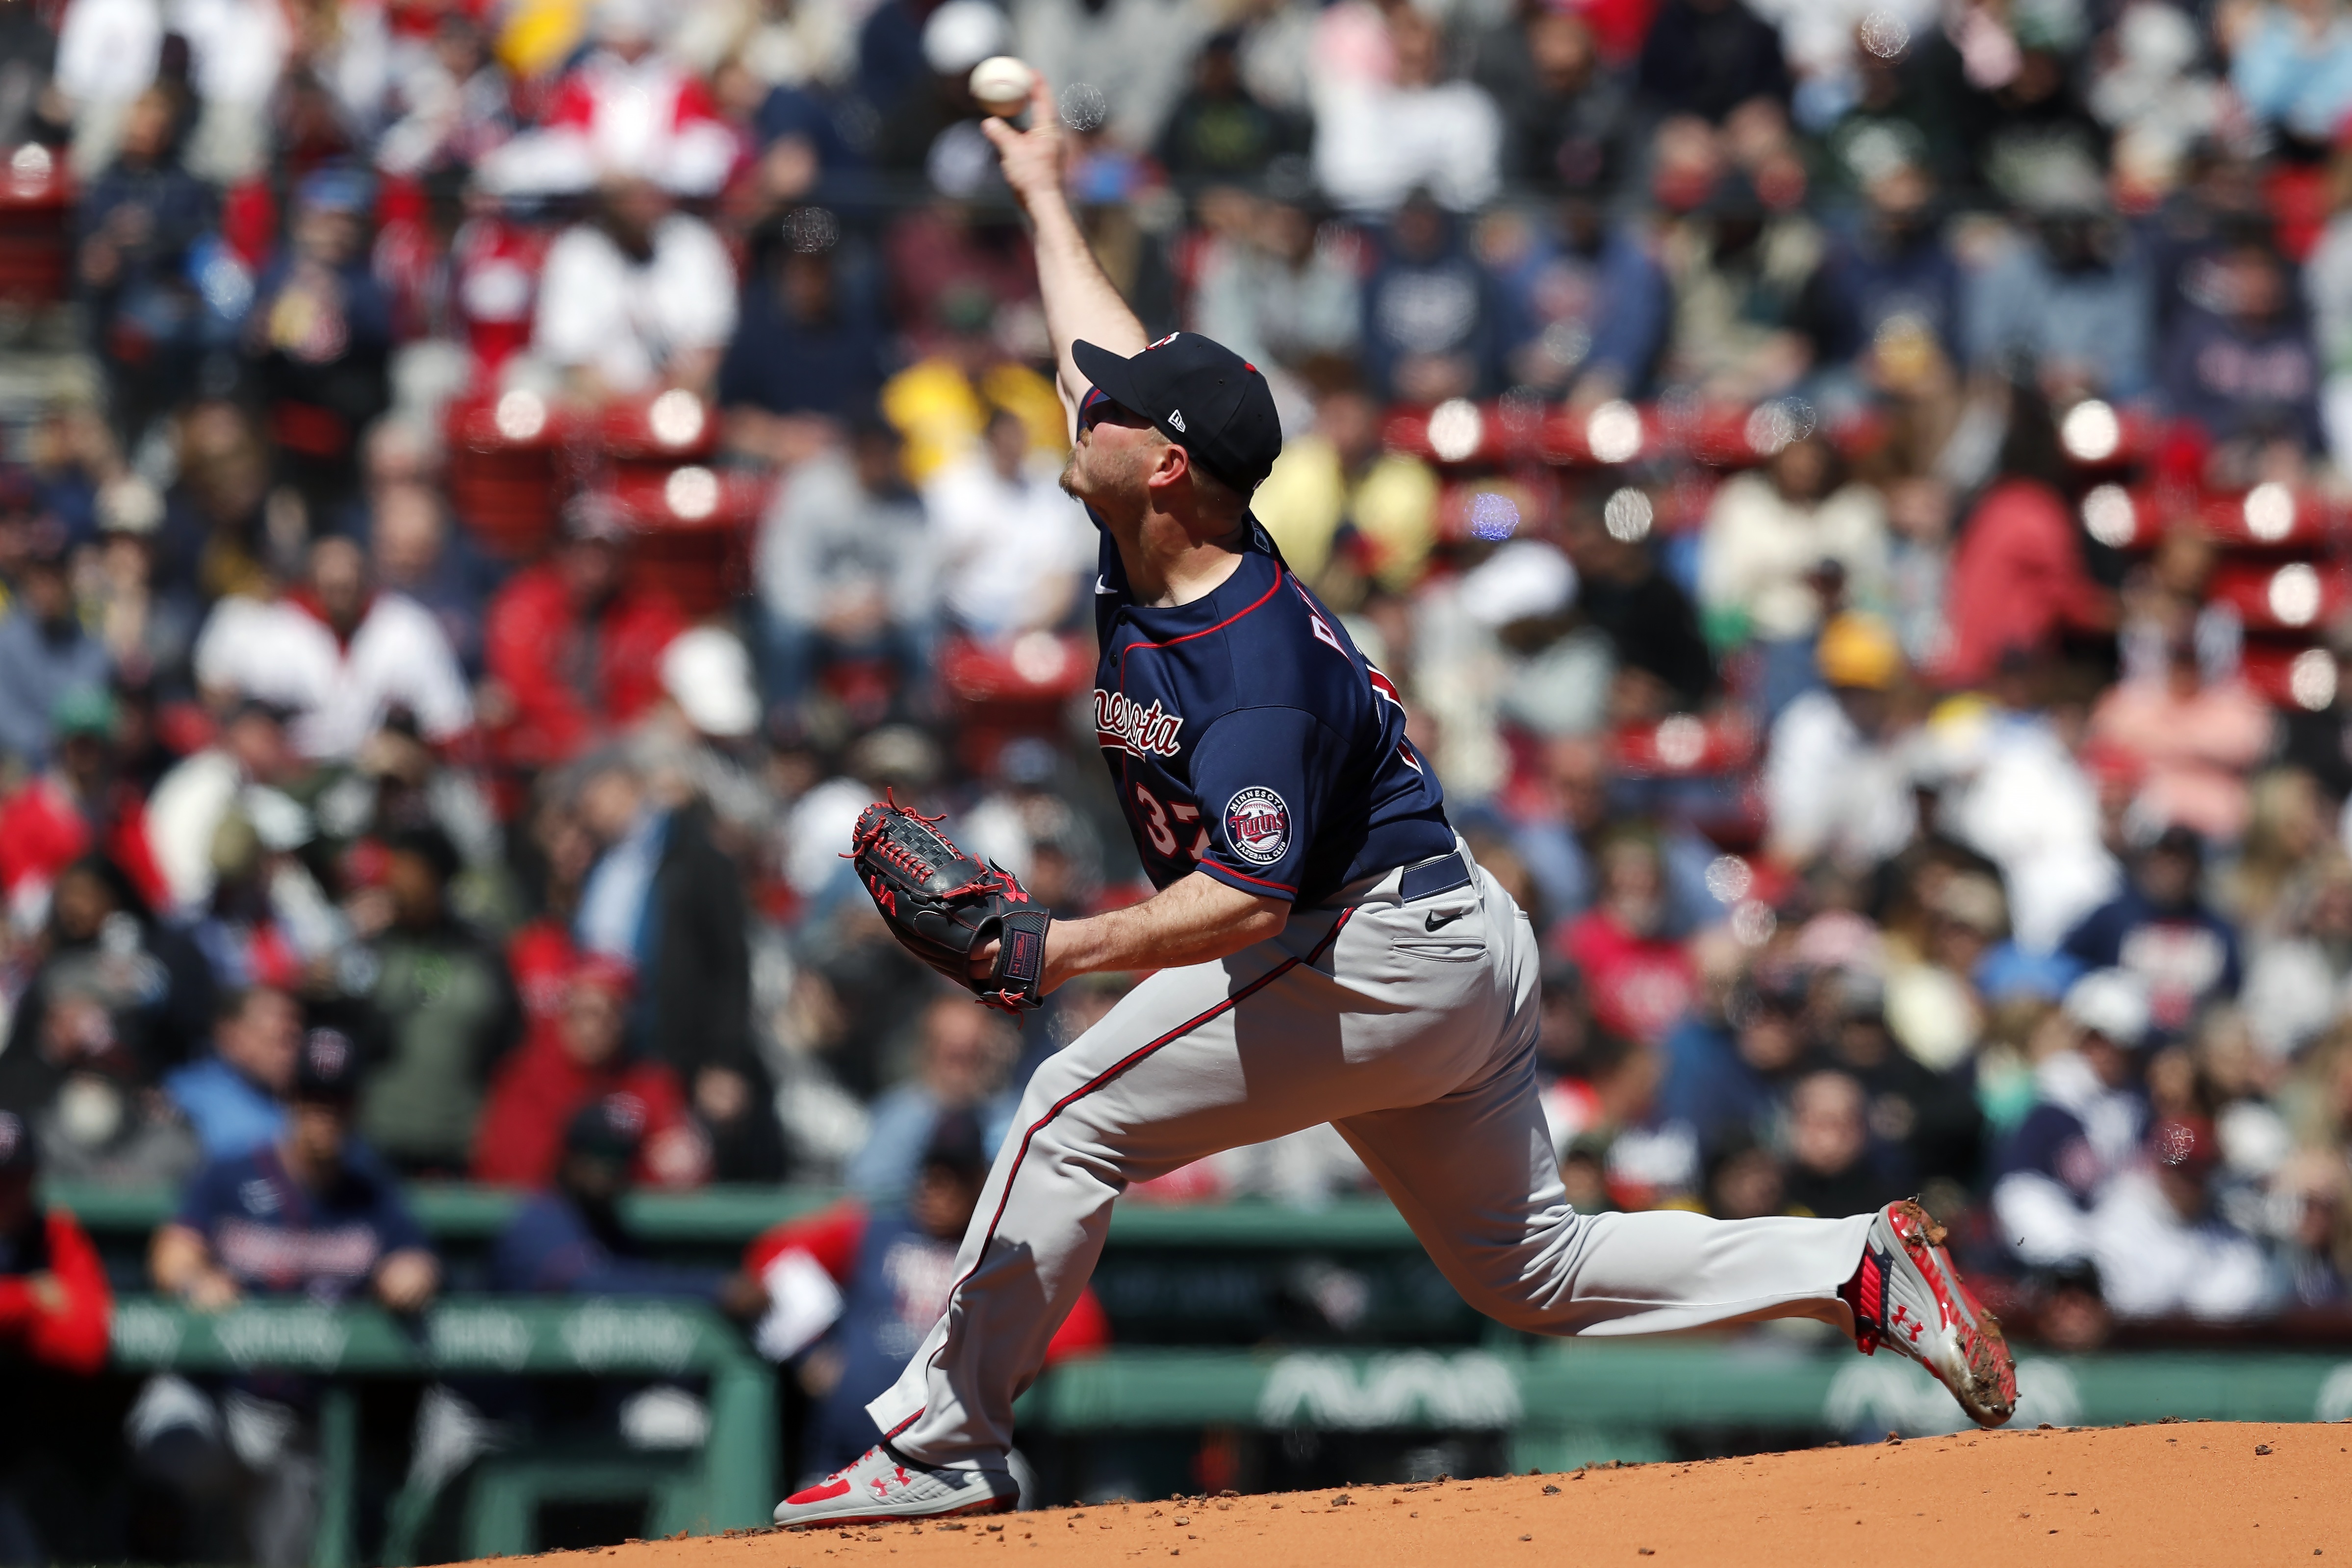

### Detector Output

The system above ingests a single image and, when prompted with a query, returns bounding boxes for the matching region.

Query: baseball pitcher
[773,73,2015,1529]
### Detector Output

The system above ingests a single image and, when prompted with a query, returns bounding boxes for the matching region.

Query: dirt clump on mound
[537,1422,2348,1567]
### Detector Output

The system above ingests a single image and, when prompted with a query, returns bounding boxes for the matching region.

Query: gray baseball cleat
[1841,1198,2019,1429]
[773,1443,1019,1528]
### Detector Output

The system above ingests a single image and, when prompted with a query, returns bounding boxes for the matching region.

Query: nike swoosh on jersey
[1095,576,1116,595]
[1424,907,1468,932]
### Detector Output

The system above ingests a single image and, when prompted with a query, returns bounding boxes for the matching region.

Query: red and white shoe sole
[776,1494,1016,1530]
[1886,1200,2018,1428]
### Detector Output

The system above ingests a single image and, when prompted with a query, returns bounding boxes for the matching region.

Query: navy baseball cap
[566,1094,648,1162]
[294,1027,362,1102]
[1073,332,1282,495]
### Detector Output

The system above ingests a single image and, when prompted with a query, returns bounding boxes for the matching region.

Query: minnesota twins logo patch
[1224,787,1290,865]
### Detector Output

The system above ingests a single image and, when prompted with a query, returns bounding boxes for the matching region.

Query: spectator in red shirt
[0,1109,115,1563]
[471,955,708,1190]
[1933,387,2116,688]
[0,1112,111,1375]
[1554,827,1698,1044]
[481,500,686,770]
[0,686,166,917]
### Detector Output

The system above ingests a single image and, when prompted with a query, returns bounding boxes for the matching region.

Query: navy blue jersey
[1089,516,1452,904]
[174,1140,428,1303]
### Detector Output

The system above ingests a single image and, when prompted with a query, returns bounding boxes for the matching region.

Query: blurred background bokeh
[3,0,2352,1557]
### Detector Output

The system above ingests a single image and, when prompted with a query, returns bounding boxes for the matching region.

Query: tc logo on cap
[307,1028,351,1078]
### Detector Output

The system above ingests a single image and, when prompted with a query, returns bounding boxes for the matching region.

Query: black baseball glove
[847,793,1052,1013]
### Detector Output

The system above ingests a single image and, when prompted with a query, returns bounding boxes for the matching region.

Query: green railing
[51,1182,1422,1248]
[109,1296,775,1567]
[48,1181,847,1246]
[1020,1340,2352,1470]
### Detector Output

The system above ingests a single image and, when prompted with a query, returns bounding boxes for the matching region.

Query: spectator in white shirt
[193,537,472,762]
[166,0,290,180]
[1764,612,1917,872]
[1310,0,1502,214]
[2089,1117,2277,1321]
[922,406,1095,642]
[531,174,738,400]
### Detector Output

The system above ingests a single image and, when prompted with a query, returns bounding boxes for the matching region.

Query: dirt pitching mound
[544,1422,2349,1568]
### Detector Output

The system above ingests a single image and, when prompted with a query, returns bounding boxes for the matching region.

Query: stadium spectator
[142,695,299,917]
[1155,30,1310,186]
[752,420,933,713]
[0,534,109,768]
[1763,612,1917,871]
[877,285,1064,482]
[2088,1115,2276,1319]
[528,174,739,400]
[1636,0,1790,123]
[2159,239,2324,453]
[843,995,1018,1206]
[244,168,394,518]
[1698,431,1888,719]
[719,226,890,459]
[1991,968,2153,1271]
[2226,0,2352,143]
[1660,954,1807,1164]
[1359,192,1507,405]
[1187,192,1363,429]
[2061,828,2244,1036]
[1932,386,2116,687]
[1962,171,2154,398]
[1249,373,1436,591]
[137,1028,436,1567]
[574,757,781,1180]
[921,404,1094,641]
[2088,631,2275,842]
[1556,829,1700,1046]
[1781,1069,1899,1218]
[472,954,706,1190]
[1797,150,1963,370]
[0,686,167,916]
[488,1095,757,1308]
[480,500,686,769]
[1472,6,1626,195]
[0,1109,115,1564]
[346,825,521,1176]
[1555,492,1713,712]
[72,88,224,444]
[367,481,490,678]
[84,475,200,693]
[191,535,473,762]
[165,984,296,1160]
[0,854,213,1168]
[1309,2,1503,215]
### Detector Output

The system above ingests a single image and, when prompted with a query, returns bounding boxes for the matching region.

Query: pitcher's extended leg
[1335,1043,1872,1339]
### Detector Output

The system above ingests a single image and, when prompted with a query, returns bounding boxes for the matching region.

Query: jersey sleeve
[171,1158,242,1236]
[1186,707,1345,902]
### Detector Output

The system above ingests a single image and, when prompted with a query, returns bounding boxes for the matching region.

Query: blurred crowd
[3,0,2352,1477]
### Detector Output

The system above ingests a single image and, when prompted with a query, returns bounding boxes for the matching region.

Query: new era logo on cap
[1072,332,1281,494]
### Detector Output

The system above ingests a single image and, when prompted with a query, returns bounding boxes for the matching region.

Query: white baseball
[968,55,1035,117]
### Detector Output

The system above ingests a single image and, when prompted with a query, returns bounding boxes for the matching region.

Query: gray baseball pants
[868,841,1875,1467]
